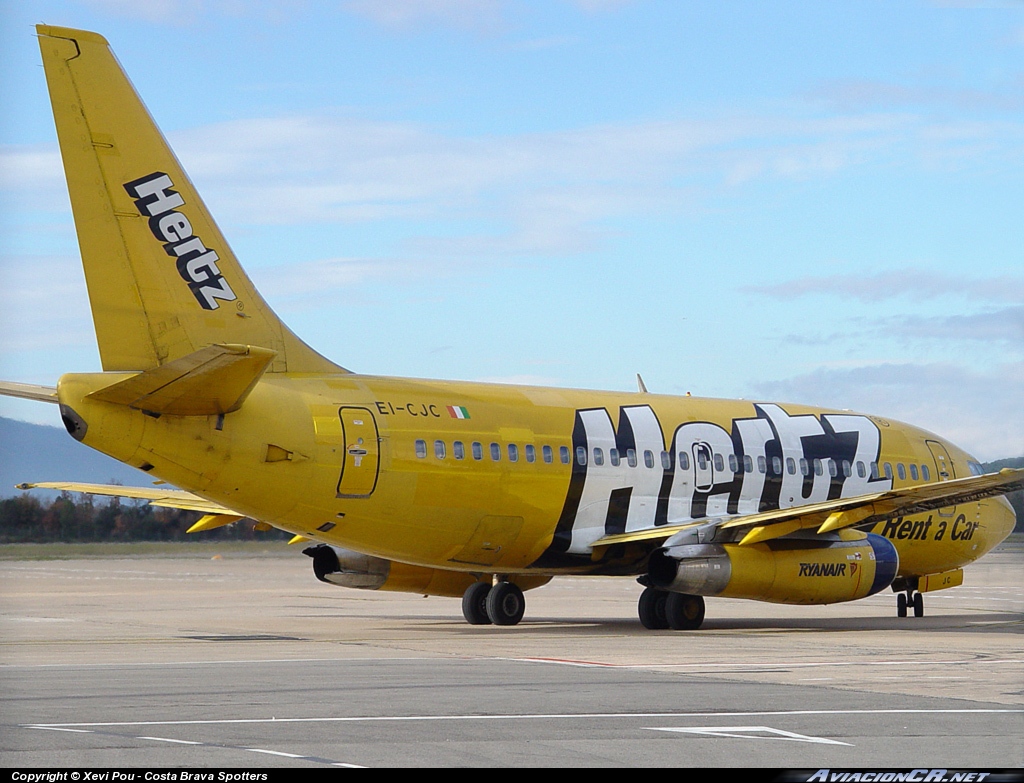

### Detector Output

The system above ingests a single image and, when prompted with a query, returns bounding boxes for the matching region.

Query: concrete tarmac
[1,542,1021,767]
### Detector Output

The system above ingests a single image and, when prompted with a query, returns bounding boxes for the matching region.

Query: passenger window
[609,448,620,467]
[627,448,637,467]
[576,446,587,466]
[786,457,796,475]
[827,459,837,478]
[508,444,519,462]
[842,459,852,478]
[415,439,427,459]
[744,455,753,474]
[661,451,672,470]
[714,454,725,471]
[453,441,465,460]
[897,463,906,480]
[772,456,782,475]
[472,441,483,460]
[922,464,931,481]
[813,458,823,476]
[910,463,919,481]
[525,444,536,463]
[593,448,605,466]
[883,462,893,479]
[644,450,655,469]
[560,446,570,464]
[434,440,446,459]
[856,461,866,478]
[697,452,708,470]
[870,462,880,479]
[728,454,738,473]
[679,452,690,471]
[800,458,809,476]
[757,455,766,474]
[490,443,501,461]
[542,445,553,464]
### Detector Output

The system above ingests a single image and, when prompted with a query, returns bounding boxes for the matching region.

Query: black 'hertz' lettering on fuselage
[534,403,892,566]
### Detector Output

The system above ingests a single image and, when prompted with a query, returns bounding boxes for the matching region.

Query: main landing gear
[896,589,924,618]
[462,579,526,626]
[638,586,705,630]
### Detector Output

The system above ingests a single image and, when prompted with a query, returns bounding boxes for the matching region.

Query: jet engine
[304,544,480,596]
[646,532,899,605]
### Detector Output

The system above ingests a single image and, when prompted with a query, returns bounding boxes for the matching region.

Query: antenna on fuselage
[636,374,648,393]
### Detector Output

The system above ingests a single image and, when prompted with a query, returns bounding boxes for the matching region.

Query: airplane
[3,25,1021,630]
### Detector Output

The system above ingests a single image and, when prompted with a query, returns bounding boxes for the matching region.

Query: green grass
[0,540,301,560]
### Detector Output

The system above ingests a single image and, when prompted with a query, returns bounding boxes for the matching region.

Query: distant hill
[0,416,157,499]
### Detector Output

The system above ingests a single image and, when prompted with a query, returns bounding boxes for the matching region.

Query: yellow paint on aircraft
[3,26,1020,630]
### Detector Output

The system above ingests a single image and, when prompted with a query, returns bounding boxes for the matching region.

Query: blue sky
[1,0,1022,460]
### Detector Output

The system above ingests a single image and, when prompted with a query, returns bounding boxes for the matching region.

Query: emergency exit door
[336,407,380,498]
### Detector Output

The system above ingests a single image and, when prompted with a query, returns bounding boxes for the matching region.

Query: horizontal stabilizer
[0,381,59,403]
[592,467,1024,552]
[86,343,276,415]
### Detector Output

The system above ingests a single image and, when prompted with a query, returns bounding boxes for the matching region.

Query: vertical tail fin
[37,25,344,374]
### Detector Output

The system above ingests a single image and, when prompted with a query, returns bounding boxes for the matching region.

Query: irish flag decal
[447,405,470,420]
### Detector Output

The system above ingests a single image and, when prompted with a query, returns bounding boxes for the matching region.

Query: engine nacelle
[647,533,899,605]
[303,544,550,597]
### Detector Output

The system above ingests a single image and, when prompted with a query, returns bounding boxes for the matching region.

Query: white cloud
[342,0,507,34]
[78,0,304,25]
[4,108,1022,274]
[753,361,1024,461]
[747,269,1024,303]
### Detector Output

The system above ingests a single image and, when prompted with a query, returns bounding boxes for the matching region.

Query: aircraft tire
[665,592,705,631]
[912,591,924,618]
[486,582,525,626]
[897,593,908,617]
[462,581,493,625]
[638,587,670,630]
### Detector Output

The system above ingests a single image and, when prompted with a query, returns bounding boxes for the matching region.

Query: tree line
[0,492,290,543]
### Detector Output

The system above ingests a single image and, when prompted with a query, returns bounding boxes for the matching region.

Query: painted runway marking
[648,725,852,745]
[4,655,1022,671]
[511,657,1022,671]
[23,726,367,768]
[23,707,1023,730]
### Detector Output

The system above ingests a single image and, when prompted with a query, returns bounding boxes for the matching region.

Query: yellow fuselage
[58,372,1015,583]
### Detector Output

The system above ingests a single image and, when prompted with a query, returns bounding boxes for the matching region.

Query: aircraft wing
[15,481,246,532]
[592,467,1024,552]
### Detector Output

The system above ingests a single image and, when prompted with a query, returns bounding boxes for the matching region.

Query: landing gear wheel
[486,582,525,626]
[897,592,907,617]
[912,591,924,618]
[462,581,493,625]
[638,587,670,630]
[665,593,705,630]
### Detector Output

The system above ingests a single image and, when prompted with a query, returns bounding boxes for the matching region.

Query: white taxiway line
[23,707,1023,730]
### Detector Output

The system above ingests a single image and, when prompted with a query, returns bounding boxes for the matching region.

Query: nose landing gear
[896,589,924,618]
